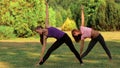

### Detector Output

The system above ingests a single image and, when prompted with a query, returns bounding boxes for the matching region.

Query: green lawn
[0,32,120,68]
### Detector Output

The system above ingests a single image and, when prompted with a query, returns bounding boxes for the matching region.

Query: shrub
[0,26,16,39]
[14,23,33,38]
[61,18,77,31]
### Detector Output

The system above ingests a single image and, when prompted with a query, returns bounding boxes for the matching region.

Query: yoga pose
[35,0,83,65]
[71,6,112,60]
[35,26,83,65]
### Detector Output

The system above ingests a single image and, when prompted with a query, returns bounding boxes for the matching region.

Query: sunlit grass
[0,62,12,68]
[1,31,120,42]
[0,31,120,68]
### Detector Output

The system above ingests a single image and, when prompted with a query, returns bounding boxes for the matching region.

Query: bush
[0,0,46,38]
[49,7,56,27]
[14,23,33,38]
[61,18,77,31]
[0,26,16,39]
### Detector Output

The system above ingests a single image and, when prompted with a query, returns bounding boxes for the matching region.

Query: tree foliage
[62,18,76,31]
[0,0,56,38]
[0,26,15,39]
[49,0,120,31]
[0,0,120,39]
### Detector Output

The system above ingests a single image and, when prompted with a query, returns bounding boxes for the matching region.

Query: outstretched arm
[81,6,84,26]
[45,0,49,28]
[36,35,47,66]
[40,35,47,60]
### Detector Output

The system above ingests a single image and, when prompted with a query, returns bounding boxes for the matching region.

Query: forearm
[45,2,49,28]
[40,45,46,57]
[81,7,84,26]
[80,40,84,55]
[80,45,84,55]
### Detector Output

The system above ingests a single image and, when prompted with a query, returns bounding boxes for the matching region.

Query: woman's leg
[39,39,64,65]
[98,34,112,59]
[64,34,83,64]
[81,39,98,59]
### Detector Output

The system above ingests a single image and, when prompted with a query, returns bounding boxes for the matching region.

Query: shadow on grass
[0,41,120,68]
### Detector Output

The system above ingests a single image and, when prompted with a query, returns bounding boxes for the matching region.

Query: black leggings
[81,34,112,59]
[39,34,83,65]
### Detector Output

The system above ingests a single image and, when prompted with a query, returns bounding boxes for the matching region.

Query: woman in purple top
[35,26,83,65]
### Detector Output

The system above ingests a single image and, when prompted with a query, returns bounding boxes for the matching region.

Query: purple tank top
[47,27,65,39]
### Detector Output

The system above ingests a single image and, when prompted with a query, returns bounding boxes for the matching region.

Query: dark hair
[40,33,43,45]
[35,26,44,45]
[71,29,81,42]
[35,26,43,31]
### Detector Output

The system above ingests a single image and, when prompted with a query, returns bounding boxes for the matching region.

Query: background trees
[0,0,120,39]
[48,0,120,30]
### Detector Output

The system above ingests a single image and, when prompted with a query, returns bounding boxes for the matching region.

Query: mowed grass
[0,31,120,68]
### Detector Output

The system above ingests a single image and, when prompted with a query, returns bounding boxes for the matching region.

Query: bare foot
[81,63,84,66]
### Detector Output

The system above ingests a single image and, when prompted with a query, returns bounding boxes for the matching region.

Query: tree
[49,7,56,27]
[0,0,46,38]
[55,12,63,27]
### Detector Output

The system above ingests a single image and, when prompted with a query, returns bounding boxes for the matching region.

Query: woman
[35,26,83,65]
[71,7,112,60]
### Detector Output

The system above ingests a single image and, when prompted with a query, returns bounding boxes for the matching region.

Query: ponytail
[72,34,81,42]
[40,33,43,45]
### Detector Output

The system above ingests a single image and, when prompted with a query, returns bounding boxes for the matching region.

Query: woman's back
[47,27,65,39]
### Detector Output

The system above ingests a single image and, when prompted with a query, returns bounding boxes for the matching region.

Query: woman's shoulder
[80,26,85,30]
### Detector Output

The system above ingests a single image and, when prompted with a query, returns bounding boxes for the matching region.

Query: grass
[0,31,120,68]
